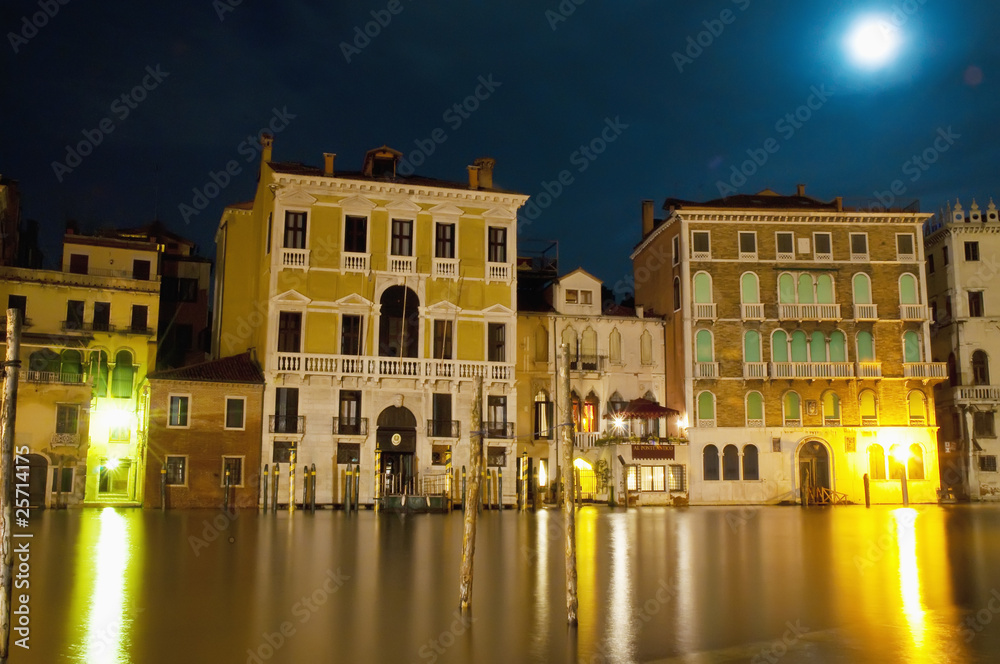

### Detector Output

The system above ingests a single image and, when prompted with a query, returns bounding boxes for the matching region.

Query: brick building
[631,188,946,505]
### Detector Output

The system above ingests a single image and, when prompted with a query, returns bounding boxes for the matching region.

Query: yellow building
[0,230,159,506]
[214,139,528,506]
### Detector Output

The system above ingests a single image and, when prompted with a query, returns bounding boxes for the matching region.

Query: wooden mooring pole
[458,375,483,611]
[559,343,578,624]
[0,310,23,661]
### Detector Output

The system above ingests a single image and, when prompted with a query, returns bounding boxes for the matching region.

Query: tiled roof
[148,352,264,384]
[664,190,841,211]
[268,163,524,196]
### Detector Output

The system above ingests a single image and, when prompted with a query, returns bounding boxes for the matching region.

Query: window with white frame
[168,395,190,428]
[813,232,832,260]
[56,403,80,434]
[896,233,915,261]
[738,231,757,259]
[225,397,246,430]
[776,232,794,260]
[692,231,710,258]
[850,233,869,261]
[390,219,414,256]
[672,236,680,265]
[164,455,187,486]
[344,215,368,253]
[565,289,578,304]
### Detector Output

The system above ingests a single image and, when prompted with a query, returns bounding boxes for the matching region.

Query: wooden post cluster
[458,375,484,611]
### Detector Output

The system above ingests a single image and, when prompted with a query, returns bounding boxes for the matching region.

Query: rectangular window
[776,232,794,259]
[69,253,89,274]
[667,465,687,491]
[814,232,832,260]
[164,456,187,486]
[132,259,151,280]
[432,320,453,360]
[277,312,302,353]
[273,441,297,464]
[435,222,455,259]
[390,219,413,256]
[980,455,998,472]
[284,211,307,249]
[56,404,80,434]
[52,467,74,493]
[337,443,361,465]
[850,233,868,260]
[488,226,507,263]
[897,234,915,260]
[487,396,507,436]
[487,323,506,362]
[965,241,980,261]
[65,300,84,330]
[130,305,148,333]
[341,315,362,356]
[943,246,949,265]
[222,457,244,487]
[7,295,25,319]
[580,290,593,305]
[626,466,638,491]
[565,289,578,304]
[487,446,506,468]
[692,231,710,257]
[431,393,452,437]
[672,236,680,265]
[534,400,554,439]
[93,302,110,331]
[274,388,299,434]
[639,466,666,492]
[168,395,190,427]
[927,254,935,274]
[945,296,953,319]
[266,213,272,254]
[345,215,367,253]
[338,390,362,434]
[162,277,198,302]
[975,412,995,438]
[969,291,985,318]
[738,231,757,257]
[225,397,246,430]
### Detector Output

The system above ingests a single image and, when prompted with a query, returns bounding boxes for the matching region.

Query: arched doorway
[798,439,832,504]
[26,454,48,508]
[377,404,417,494]
[379,286,419,358]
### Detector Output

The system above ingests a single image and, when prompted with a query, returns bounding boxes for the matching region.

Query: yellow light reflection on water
[576,507,597,653]
[893,508,925,653]
[83,508,132,664]
[606,515,634,661]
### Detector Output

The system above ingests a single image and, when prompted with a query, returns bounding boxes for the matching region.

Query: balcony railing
[957,386,1000,401]
[900,304,929,321]
[274,353,514,382]
[570,355,605,372]
[332,417,368,436]
[741,303,764,320]
[743,362,768,379]
[903,362,948,380]
[51,432,81,447]
[746,418,764,428]
[697,418,715,428]
[778,303,841,321]
[575,432,601,448]
[770,362,854,379]
[270,415,305,434]
[783,419,802,427]
[694,303,717,320]
[341,252,369,272]
[856,362,883,379]
[486,263,511,282]
[24,371,86,384]
[854,304,878,321]
[484,422,514,438]
[695,362,719,378]
[861,416,878,427]
[126,325,154,336]
[388,255,416,274]
[0,317,32,328]
[281,248,309,269]
[433,258,459,278]
[427,420,460,438]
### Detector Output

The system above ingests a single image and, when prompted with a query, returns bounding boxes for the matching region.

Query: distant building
[0,229,160,506]
[213,139,528,507]
[516,267,677,505]
[143,352,264,509]
[926,199,1000,500]
[0,175,21,266]
[632,188,945,505]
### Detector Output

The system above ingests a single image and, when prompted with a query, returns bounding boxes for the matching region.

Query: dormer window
[372,156,395,178]
[362,146,402,178]
[566,289,578,304]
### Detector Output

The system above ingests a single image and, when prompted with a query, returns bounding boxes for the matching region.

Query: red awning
[604,398,676,419]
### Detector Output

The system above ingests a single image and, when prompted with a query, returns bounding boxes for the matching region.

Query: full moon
[845,16,901,68]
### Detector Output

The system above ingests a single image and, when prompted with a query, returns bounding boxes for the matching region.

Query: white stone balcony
[694,303,717,320]
[341,252,369,272]
[388,255,416,275]
[856,362,883,379]
[957,386,1000,401]
[778,303,841,321]
[433,258,460,279]
[741,303,765,320]
[769,362,854,379]
[486,263,511,282]
[274,353,514,382]
[854,304,878,321]
[903,362,948,381]
[743,362,768,379]
[281,248,309,269]
[900,304,929,321]
[575,432,601,448]
[694,362,719,378]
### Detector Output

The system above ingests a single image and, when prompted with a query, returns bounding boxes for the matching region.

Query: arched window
[972,350,990,385]
[583,392,599,433]
[857,331,875,362]
[28,349,59,375]
[111,350,134,398]
[571,391,581,432]
[741,273,760,303]
[608,328,622,364]
[379,285,419,358]
[829,331,847,362]
[673,277,681,311]
[778,273,795,304]
[744,330,761,363]
[823,391,840,425]
[908,391,927,424]
[816,274,834,304]
[607,391,627,415]
[783,392,801,425]
[810,331,826,362]
[889,446,906,479]
[790,331,808,362]
[696,330,714,363]
[534,325,549,362]
[868,444,886,480]
[722,444,740,480]
[60,350,83,382]
[746,391,764,426]
[91,350,109,397]
[562,326,578,359]
[693,272,713,304]
[697,391,715,426]
[860,390,878,425]
[703,445,720,481]
[534,390,553,440]
[640,330,653,365]
[581,327,598,367]
[742,444,759,481]
[772,330,789,362]
[903,330,921,363]
[853,273,872,304]
[908,444,925,480]
[899,273,919,304]
[798,274,815,304]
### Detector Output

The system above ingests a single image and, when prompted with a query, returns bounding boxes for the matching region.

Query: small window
[488,323,506,362]
[580,290,593,305]
[850,233,868,260]
[222,456,244,487]
[672,236,680,265]
[69,253,89,274]
[814,232,832,259]
[164,456,187,486]
[7,295,26,319]
[965,241,980,262]
[742,445,759,481]
[488,226,507,263]
[278,312,302,353]
[341,314,363,356]
[945,296,953,319]
[975,411,996,438]
[130,305,148,333]
[980,456,998,473]
[345,215,368,254]
[927,254,935,274]
[273,441,297,464]
[776,232,794,259]
[168,395,190,428]
[56,404,80,434]
[943,246,950,265]
[284,211,307,249]
[65,300,85,330]
[391,218,414,256]
[868,444,886,480]
[435,222,455,259]
[897,234,915,259]
[565,289,578,304]
[667,465,687,491]
[133,259,151,280]
[703,445,720,481]
[739,232,757,257]
[969,291,985,318]
[722,445,740,480]
[672,278,681,311]
[692,231,710,257]
[432,320,453,360]
[225,397,246,430]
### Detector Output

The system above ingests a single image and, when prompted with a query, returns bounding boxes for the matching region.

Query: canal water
[10,504,1000,663]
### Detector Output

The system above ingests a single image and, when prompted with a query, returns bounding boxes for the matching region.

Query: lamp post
[892,445,910,507]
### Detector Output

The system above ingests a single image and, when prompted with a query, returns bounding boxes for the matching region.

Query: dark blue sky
[3,0,997,292]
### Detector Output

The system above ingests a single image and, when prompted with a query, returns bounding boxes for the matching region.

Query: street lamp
[892,445,910,507]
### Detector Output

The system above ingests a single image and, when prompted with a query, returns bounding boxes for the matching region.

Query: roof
[663,189,841,212]
[268,162,525,196]
[148,352,264,384]
[604,398,675,419]
[226,201,255,210]
[111,220,195,247]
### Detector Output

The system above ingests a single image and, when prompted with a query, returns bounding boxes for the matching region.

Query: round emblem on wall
[391,433,402,446]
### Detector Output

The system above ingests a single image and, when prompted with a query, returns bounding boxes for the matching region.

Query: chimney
[635,305,644,318]
[835,196,843,212]
[473,157,495,189]
[467,165,480,190]
[323,153,336,177]
[641,200,655,237]
[796,184,806,197]
[260,133,274,163]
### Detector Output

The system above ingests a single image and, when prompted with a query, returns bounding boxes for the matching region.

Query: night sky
[3,0,998,293]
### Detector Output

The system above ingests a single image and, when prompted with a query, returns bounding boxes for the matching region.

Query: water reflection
[605,514,634,663]
[894,507,926,655]
[80,508,133,664]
